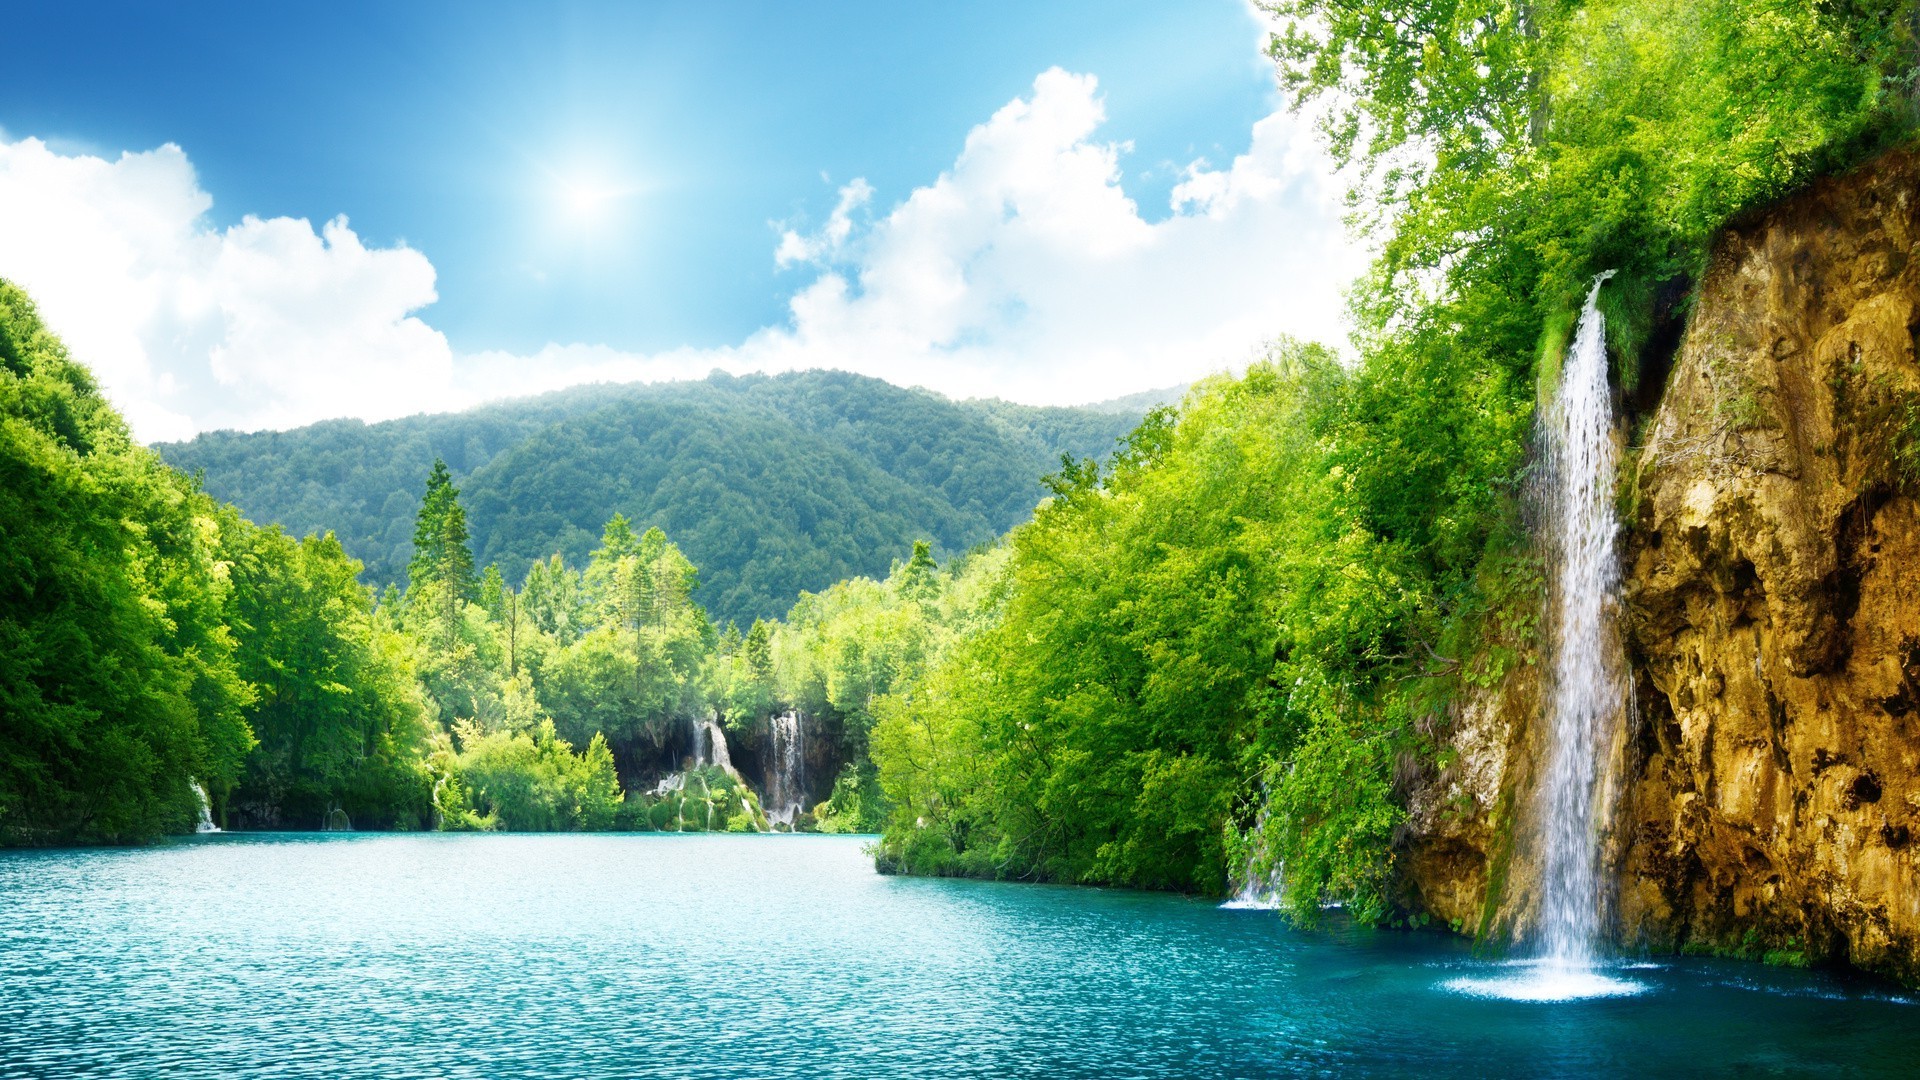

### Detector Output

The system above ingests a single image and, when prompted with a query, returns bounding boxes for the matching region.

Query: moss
[1597,270,1657,395]
[1474,785,1518,947]
[1886,390,1920,489]
[1682,926,1810,968]
[1617,443,1647,526]
[1762,945,1812,968]
[1535,305,1578,417]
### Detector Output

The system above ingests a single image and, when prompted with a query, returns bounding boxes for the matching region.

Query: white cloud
[775,177,873,267]
[725,67,1363,404]
[0,66,1364,440]
[0,136,451,441]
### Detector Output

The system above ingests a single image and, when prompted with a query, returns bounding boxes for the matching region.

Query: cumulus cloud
[0,136,451,441]
[0,66,1364,440]
[731,67,1362,404]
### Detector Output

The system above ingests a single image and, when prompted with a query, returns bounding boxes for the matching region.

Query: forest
[863,0,1920,922]
[0,282,995,840]
[157,369,1146,625]
[7,0,1919,933]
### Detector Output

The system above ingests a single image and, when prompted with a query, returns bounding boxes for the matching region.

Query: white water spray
[190,780,220,834]
[765,710,806,828]
[688,715,707,768]
[1535,271,1624,968]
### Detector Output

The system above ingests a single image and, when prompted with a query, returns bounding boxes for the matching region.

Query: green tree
[407,458,476,648]
[0,279,255,843]
[224,521,430,829]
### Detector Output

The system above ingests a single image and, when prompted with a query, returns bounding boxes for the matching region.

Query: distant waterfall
[321,804,353,832]
[1535,272,1624,968]
[766,710,806,828]
[704,716,736,777]
[688,715,707,768]
[190,780,220,834]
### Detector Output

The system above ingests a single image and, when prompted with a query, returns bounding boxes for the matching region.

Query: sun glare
[554,172,628,224]
[563,182,604,217]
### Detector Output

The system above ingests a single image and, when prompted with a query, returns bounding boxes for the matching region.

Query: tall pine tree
[407,459,475,647]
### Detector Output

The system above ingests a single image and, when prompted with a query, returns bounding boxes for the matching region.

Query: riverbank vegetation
[865,0,1920,921]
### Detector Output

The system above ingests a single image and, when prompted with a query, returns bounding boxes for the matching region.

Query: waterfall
[1220,800,1280,910]
[1443,273,1644,1002]
[1536,272,1624,968]
[688,715,707,768]
[704,716,737,777]
[190,780,220,834]
[765,710,806,828]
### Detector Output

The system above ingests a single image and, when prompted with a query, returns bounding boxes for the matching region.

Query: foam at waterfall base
[1442,959,1648,1002]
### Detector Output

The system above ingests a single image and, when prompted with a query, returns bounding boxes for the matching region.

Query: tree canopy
[157,371,1151,625]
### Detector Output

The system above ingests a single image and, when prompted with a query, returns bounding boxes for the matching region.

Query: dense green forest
[0,276,1059,842]
[856,0,1920,920]
[157,372,1151,625]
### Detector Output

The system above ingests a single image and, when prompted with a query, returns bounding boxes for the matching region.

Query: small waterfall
[1536,272,1625,969]
[704,716,737,778]
[765,710,806,828]
[688,715,707,768]
[1221,801,1280,910]
[190,780,220,834]
[321,804,353,832]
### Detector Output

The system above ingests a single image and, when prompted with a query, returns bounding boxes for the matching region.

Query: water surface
[2,833,1914,1078]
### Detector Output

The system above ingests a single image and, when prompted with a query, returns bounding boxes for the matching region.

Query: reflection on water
[1,833,1915,1078]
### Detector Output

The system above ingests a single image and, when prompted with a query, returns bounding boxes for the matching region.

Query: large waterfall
[1445,273,1643,1002]
[765,710,806,828]
[1536,271,1623,969]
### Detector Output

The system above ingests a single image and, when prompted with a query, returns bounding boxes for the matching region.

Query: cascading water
[765,710,806,828]
[703,716,736,777]
[1220,800,1281,911]
[1536,270,1623,970]
[1443,273,1644,1002]
[190,780,220,834]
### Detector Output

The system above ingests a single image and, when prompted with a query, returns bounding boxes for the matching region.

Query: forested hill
[156,371,1154,624]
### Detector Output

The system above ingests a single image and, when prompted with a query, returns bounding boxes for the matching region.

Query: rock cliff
[1402,149,1920,983]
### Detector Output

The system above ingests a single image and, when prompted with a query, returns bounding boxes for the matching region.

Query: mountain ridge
[157,368,1144,623]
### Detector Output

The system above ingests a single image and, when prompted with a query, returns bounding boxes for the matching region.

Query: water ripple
[1,834,1916,1078]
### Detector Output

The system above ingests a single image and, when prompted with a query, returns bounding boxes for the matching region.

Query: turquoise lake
[3,833,1917,1078]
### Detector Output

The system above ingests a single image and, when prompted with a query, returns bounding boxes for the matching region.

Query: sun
[559,178,612,220]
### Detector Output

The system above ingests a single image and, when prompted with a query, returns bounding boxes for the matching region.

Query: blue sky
[0,1,1363,439]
